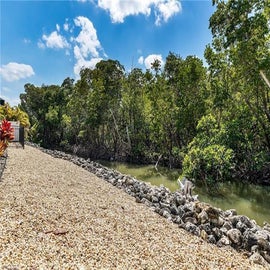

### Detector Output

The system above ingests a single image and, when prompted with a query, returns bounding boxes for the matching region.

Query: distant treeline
[20,0,270,188]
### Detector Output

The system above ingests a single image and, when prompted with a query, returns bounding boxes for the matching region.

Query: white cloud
[37,40,45,49]
[96,0,181,25]
[23,38,31,44]
[138,56,144,65]
[73,17,104,77]
[97,0,151,23]
[155,0,181,25]
[64,22,69,32]
[40,31,69,49]
[144,54,164,69]
[73,45,102,77]
[0,62,35,82]
[38,16,104,78]
[74,16,101,58]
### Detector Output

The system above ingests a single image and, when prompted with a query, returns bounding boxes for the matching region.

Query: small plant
[0,119,14,156]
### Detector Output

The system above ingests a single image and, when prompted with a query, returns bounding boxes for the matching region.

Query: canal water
[100,161,270,226]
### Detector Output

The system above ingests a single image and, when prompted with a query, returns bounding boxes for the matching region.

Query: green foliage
[182,144,234,190]
[19,0,270,191]
[182,114,234,189]
[164,53,208,147]
[20,81,72,147]
[194,114,226,146]
[202,0,270,183]
[207,0,270,149]
[0,103,30,128]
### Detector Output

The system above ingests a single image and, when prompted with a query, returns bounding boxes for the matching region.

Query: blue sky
[0,0,215,106]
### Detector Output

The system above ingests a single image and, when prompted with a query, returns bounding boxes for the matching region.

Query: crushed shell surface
[0,145,266,269]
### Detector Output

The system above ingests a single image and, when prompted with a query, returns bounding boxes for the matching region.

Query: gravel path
[0,145,266,269]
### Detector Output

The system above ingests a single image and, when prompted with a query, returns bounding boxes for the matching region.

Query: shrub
[182,144,234,191]
[0,119,14,156]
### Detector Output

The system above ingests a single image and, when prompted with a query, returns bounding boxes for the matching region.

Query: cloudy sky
[0,0,215,106]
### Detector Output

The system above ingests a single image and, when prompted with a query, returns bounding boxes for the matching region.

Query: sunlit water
[99,161,270,226]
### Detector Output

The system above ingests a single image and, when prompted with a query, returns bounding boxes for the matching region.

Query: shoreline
[27,142,270,268]
[0,143,269,269]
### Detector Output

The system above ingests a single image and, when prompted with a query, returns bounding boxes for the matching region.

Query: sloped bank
[27,142,270,268]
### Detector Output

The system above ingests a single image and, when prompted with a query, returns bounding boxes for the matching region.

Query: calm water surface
[100,161,270,226]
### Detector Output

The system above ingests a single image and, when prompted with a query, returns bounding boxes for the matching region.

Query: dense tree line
[20,0,270,189]
[20,56,207,165]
